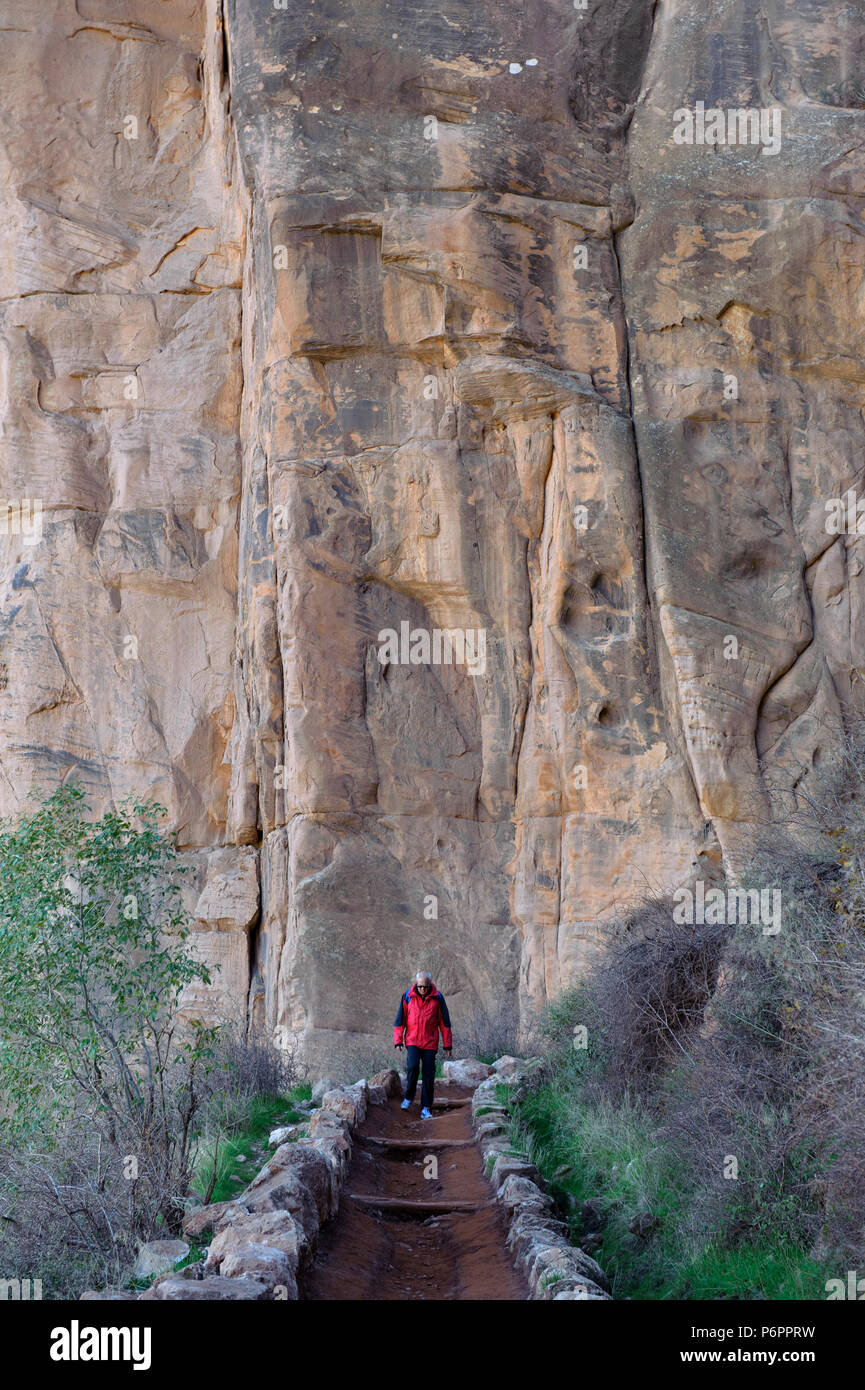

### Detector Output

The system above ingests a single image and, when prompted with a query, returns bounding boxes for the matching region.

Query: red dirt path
[302,1082,528,1301]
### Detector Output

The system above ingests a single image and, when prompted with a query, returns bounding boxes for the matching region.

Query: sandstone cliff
[1,0,861,1069]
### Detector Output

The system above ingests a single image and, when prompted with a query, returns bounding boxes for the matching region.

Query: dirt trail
[303,1082,528,1300]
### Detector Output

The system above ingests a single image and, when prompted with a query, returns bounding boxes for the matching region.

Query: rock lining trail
[302,1082,529,1301]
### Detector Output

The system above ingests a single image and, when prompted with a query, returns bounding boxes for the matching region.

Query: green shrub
[0,787,305,1297]
[0,787,217,1295]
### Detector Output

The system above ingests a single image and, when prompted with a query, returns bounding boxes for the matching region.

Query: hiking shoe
[420,1107,433,1120]
[400,1098,411,1110]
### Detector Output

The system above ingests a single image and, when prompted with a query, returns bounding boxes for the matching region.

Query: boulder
[311,1077,337,1103]
[306,1108,352,1143]
[205,1210,306,1276]
[320,1088,362,1127]
[268,1140,331,1187]
[132,1239,189,1280]
[183,1199,246,1241]
[471,1078,502,1114]
[240,1173,318,1239]
[497,1174,555,1215]
[269,1124,302,1146]
[480,1131,512,1154]
[299,1134,352,1211]
[148,1264,204,1290]
[479,1138,513,1171]
[347,1079,369,1123]
[140,1275,270,1301]
[518,1235,610,1296]
[240,1142,332,1240]
[495,1183,613,1300]
[491,1056,525,1076]
[529,1245,581,1286]
[507,1210,571,1247]
[489,1154,542,1191]
[367,1084,388,1106]
[443,1058,493,1086]
[570,1247,611,1292]
[474,1117,508,1142]
[368,1068,402,1098]
[475,1111,512,1137]
[526,1244,576,1290]
[507,1221,569,1266]
[220,1243,297,1295]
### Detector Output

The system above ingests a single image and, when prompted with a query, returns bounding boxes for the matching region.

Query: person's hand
[395,1042,404,1050]
[444,1048,452,1056]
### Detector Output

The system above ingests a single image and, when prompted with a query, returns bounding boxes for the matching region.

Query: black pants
[404,1046,436,1110]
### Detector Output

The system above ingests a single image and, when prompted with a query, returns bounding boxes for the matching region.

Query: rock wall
[1,1,862,1065]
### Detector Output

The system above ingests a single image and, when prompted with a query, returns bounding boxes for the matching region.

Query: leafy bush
[0,785,209,1142]
[0,788,303,1297]
[0,787,220,1294]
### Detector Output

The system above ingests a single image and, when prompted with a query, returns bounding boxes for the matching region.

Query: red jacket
[393,982,452,1051]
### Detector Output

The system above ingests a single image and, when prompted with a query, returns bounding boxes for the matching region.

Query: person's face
[416,980,431,995]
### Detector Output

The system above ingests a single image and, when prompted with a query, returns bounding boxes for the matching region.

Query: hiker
[393,971,452,1119]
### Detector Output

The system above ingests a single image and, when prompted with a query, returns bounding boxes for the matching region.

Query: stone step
[361,1136,475,1149]
[432,1098,471,1109]
[349,1194,491,1214]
